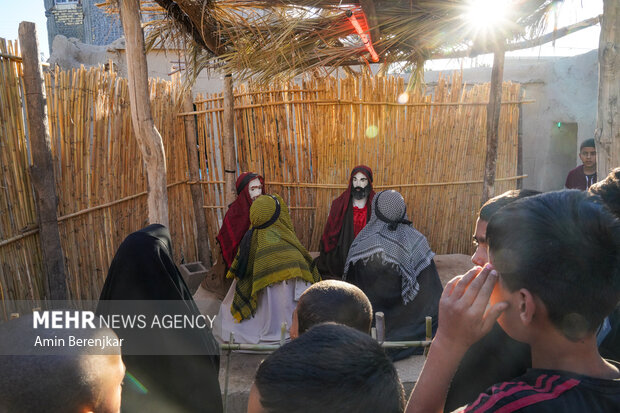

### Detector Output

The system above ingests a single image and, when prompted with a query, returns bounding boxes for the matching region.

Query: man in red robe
[203,172,264,297]
[316,165,375,279]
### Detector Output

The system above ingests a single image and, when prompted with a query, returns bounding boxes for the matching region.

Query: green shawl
[227,194,320,321]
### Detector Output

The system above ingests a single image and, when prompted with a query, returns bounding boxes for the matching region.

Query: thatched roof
[143,1,572,82]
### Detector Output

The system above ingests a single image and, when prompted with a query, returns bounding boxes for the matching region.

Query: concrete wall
[48,35,225,95]
[423,51,598,192]
[45,0,123,54]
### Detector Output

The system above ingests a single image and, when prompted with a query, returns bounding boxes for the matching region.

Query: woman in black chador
[344,190,443,361]
[97,224,222,413]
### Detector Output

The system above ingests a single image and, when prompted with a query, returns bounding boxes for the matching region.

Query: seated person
[289,279,372,339]
[205,172,264,297]
[445,189,539,411]
[589,167,620,362]
[248,323,405,413]
[316,165,375,279]
[0,314,125,413]
[97,224,222,413]
[343,190,443,360]
[407,190,620,413]
[216,194,321,344]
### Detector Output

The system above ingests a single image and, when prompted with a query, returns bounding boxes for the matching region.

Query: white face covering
[352,172,369,189]
[248,178,263,201]
[351,171,370,207]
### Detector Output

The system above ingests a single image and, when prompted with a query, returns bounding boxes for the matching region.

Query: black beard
[352,185,370,200]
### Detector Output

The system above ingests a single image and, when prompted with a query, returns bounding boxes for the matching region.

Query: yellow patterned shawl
[227,194,320,321]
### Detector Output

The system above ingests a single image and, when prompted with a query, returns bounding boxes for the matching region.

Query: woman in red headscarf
[202,172,264,297]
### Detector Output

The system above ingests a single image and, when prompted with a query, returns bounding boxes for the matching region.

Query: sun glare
[463,0,511,29]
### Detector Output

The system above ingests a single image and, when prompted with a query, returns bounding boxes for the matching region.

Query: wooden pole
[18,21,68,300]
[183,94,212,267]
[595,0,620,178]
[120,0,169,226]
[223,74,236,205]
[482,46,505,203]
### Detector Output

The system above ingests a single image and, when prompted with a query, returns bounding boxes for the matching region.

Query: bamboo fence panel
[1,45,197,304]
[0,39,44,312]
[194,73,520,255]
[1,46,520,305]
[45,66,196,300]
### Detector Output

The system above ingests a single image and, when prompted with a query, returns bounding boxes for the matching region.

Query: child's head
[291,280,372,338]
[250,323,404,413]
[589,166,620,219]
[0,314,125,413]
[472,189,541,267]
[487,190,620,341]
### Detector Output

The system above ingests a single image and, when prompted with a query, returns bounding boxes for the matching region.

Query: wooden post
[183,94,211,267]
[595,0,620,178]
[120,0,169,226]
[223,74,236,205]
[18,22,68,300]
[482,46,505,203]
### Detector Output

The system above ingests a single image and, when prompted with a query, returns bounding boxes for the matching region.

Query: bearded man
[315,165,375,279]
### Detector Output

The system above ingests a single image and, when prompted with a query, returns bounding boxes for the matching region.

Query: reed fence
[193,72,521,254]
[1,36,521,306]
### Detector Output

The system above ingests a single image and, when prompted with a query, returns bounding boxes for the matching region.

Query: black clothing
[346,256,442,360]
[461,360,620,412]
[97,224,223,413]
[316,204,357,279]
[445,323,531,412]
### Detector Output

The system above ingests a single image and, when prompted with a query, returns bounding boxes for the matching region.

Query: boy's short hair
[479,189,541,222]
[589,167,620,219]
[254,323,405,413]
[487,190,620,340]
[580,138,596,150]
[0,314,123,412]
[296,280,372,334]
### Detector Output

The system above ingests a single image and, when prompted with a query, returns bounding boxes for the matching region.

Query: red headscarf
[216,172,265,268]
[320,165,375,253]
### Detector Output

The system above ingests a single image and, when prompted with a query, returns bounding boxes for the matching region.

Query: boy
[249,323,404,413]
[565,138,597,190]
[407,191,620,412]
[290,279,372,338]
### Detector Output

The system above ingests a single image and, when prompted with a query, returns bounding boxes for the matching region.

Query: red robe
[216,172,264,268]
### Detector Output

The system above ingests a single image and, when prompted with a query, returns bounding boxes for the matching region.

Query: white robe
[214,278,311,344]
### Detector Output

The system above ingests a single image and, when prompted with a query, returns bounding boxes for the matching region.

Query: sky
[0,0,605,62]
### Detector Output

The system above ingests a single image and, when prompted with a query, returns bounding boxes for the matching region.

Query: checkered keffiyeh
[343,190,434,304]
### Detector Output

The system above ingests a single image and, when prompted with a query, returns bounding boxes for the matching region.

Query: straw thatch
[141,0,558,83]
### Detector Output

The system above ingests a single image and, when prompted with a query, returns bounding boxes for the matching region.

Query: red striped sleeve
[463,375,581,413]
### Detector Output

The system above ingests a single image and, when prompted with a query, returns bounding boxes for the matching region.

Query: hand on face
[435,265,508,351]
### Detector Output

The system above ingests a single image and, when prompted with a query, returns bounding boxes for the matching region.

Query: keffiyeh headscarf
[343,190,435,304]
[228,194,321,321]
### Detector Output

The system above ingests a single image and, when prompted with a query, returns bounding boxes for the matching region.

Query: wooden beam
[360,0,382,54]
[153,0,211,52]
[482,46,506,203]
[223,74,236,206]
[120,0,169,226]
[172,0,224,55]
[18,22,68,300]
[595,1,620,178]
[183,93,212,268]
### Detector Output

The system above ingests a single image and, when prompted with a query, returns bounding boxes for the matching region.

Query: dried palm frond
[110,1,564,84]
